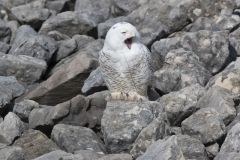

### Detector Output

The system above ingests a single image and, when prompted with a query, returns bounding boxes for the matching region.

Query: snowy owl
[99,22,153,101]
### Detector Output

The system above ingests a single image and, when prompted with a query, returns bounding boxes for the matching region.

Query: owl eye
[122,31,127,34]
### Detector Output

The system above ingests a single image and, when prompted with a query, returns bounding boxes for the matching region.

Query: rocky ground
[1,0,240,160]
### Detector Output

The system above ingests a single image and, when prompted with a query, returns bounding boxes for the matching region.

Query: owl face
[104,22,141,51]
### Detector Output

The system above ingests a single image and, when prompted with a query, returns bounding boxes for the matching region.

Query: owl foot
[125,92,148,101]
[107,92,126,101]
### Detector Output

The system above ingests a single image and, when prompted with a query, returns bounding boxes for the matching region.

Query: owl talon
[124,92,148,101]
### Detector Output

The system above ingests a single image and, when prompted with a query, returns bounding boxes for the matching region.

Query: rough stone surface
[159,84,205,125]
[0,42,10,53]
[0,19,11,43]
[0,112,25,144]
[181,108,226,144]
[214,152,240,160]
[51,124,106,153]
[33,150,71,160]
[97,154,133,160]
[55,38,77,62]
[14,129,59,160]
[206,143,219,159]
[102,101,159,153]
[0,146,25,160]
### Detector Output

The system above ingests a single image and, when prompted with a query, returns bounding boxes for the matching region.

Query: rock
[10,0,51,29]
[136,135,185,160]
[181,108,226,144]
[29,101,69,129]
[55,38,77,62]
[14,129,59,160]
[61,150,103,160]
[47,30,71,41]
[152,30,230,74]
[39,11,95,37]
[206,143,219,159]
[0,76,25,109]
[169,127,182,135]
[24,52,98,105]
[98,154,133,160]
[0,42,10,53]
[0,53,47,84]
[219,123,240,153]
[9,25,57,63]
[13,99,40,122]
[186,17,220,32]
[0,112,25,144]
[130,112,170,158]
[0,19,11,43]
[1,0,35,8]
[227,113,240,131]
[51,124,106,153]
[196,86,236,125]
[214,152,240,160]
[207,57,240,94]
[45,0,72,13]
[159,84,205,125]
[74,0,111,26]
[102,101,159,153]
[0,146,24,160]
[229,26,240,56]
[72,34,95,50]
[33,150,71,160]
[7,20,19,44]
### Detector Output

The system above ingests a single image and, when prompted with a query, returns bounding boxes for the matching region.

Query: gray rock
[51,124,106,153]
[186,17,220,32]
[219,123,240,153]
[10,0,51,29]
[152,30,230,74]
[182,108,226,144]
[9,25,57,63]
[206,143,219,159]
[97,154,133,160]
[29,101,69,129]
[0,146,24,160]
[102,101,159,153]
[227,113,240,131]
[0,19,11,43]
[229,26,240,56]
[13,99,40,122]
[55,38,77,62]
[60,150,103,160]
[7,20,19,44]
[0,76,25,109]
[47,30,71,41]
[169,127,182,135]
[159,84,205,125]
[214,152,240,160]
[0,53,47,84]
[40,11,95,37]
[0,42,10,53]
[74,0,111,26]
[72,34,95,50]
[45,0,72,13]
[14,129,59,160]
[33,150,71,160]
[130,112,170,158]
[1,0,35,8]
[0,112,25,144]
[136,135,185,160]
[196,86,236,125]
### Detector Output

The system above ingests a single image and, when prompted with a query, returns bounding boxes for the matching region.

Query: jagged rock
[14,129,59,160]
[207,57,240,94]
[98,154,133,160]
[0,53,47,84]
[51,124,106,153]
[6,20,20,44]
[182,108,226,144]
[29,102,69,129]
[24,53,98,105]
[0,42,10,53]
[0,112,25,144]
[196,86,236,125]
[47,30,71,41]
[219,123,240,153]
[186,17,220,32]
[0,19,11,43]
[227,113,240,131]
[55,38,77,62]
[159,84,205,125]
[13,99,40,122]
[45,0,72,13]
[214,152,240,160]
[0,146,25,160]
[169,127,182,135]
[130,112,170,158]
[206,143,219,159]
[39,11,95,37]
[152,30,230,74]
[72,34,95,50]
[229,26,240,56]
[136,135,185,160]
[1,0,35,8]
[0,76,25,110]
[102,101,160,153]
[74,0,111,26]
[33,150,71,160]
[9,25,57,63]
[10,0,51,29]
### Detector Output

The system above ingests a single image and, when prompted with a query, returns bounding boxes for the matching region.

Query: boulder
[33,150,71,160]
[97,154,133,160]
[51,124,106,153]
[55,38,77,62]
[214,152,240,160]
[0,42,10,53]
[206,143,219,159]
[0,19,11,43]
[0,146,24,160]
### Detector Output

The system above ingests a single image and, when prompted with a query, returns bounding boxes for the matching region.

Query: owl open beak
[124,37,133,49]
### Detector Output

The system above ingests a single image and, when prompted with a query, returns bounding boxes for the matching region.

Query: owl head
[103,22,141,51]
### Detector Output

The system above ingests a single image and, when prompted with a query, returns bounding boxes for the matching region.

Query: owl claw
[124,92,148,102]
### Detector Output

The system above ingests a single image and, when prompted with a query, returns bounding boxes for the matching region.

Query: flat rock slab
[102,101,159,153]
[51,124,106,153]
[14,129,59,160]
